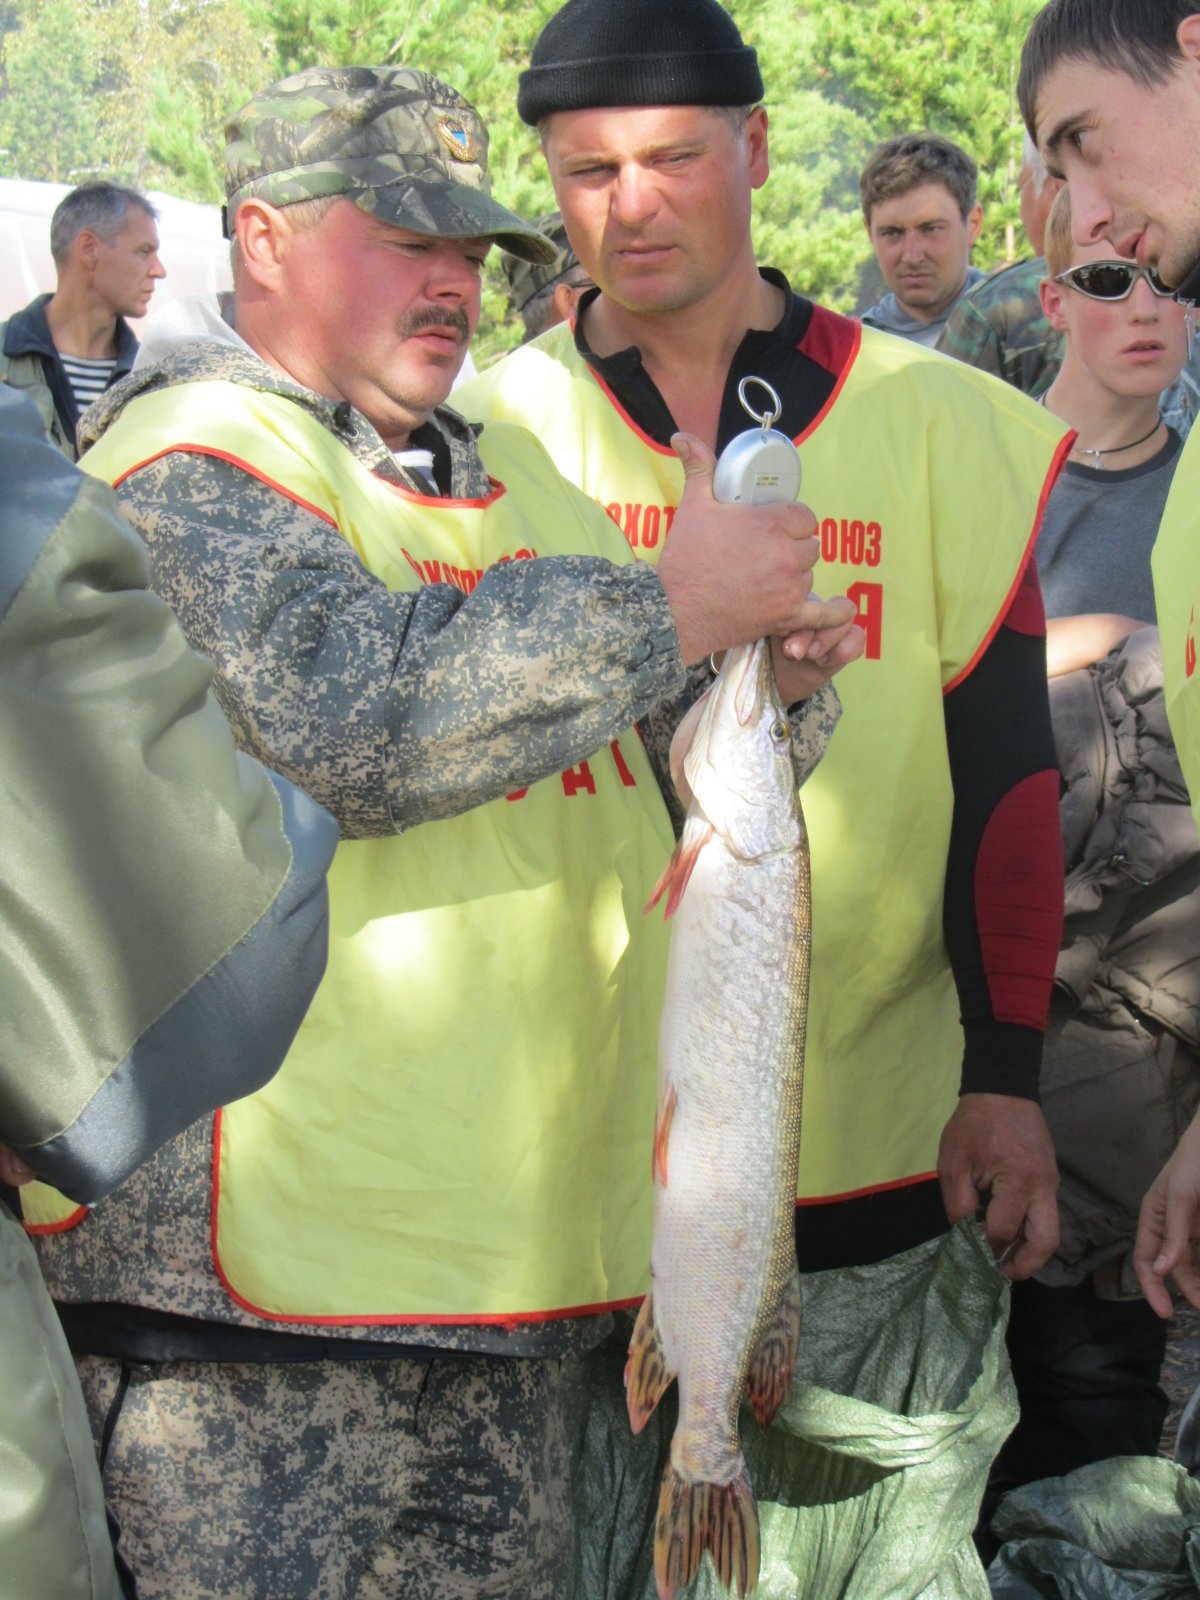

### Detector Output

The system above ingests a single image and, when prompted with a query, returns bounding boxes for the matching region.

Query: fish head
[677,639,800,861]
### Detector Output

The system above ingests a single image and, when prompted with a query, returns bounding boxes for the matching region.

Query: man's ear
[966,202,984,247]
[234,198,289,290]
[746,104,770,191]
[1040,275,1069,333]
[1177,14,1200,67]
[74,229,101,272]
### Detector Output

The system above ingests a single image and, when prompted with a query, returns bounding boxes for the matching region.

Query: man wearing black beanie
[458,1,1072,1595]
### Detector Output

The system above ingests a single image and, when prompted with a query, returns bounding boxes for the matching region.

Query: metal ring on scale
[736,375,783,430]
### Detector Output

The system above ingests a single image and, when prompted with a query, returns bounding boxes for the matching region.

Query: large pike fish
[627,638,815,1600]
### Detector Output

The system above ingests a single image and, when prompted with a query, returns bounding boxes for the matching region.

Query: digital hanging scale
[711,376,803,505]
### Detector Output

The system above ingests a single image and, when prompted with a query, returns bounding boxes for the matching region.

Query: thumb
[672,431,718,492]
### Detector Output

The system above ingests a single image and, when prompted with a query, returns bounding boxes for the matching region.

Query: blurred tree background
[0,0,1042,362]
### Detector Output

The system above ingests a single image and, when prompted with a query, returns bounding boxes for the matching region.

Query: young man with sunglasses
[977,186,1200,1537]
[1019,0,1200,1334]
[1037,193,1189,674]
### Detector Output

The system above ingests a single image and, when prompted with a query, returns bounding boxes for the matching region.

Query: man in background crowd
[859,131,985,347]
[937,131,1198,436]
[937,134,1064,393]
[1018,0,1200,1314]
[1,181,164,458]
[502,210,594,341]
[978,188,1199,1545]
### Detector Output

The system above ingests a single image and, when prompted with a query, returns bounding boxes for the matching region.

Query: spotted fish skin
[628,637,814,1600]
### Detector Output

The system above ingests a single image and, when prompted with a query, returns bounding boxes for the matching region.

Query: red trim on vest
[381,476,507,509]
[109,443,509,513]
[23,1205,88,1236]
[794,1169,937,1206]
[110,445,340,526]
[208,1111,645,1328]
[795,310,862,446]
[586,304,863,456]
[943,428,1075,695]
[590,367,677,456]
[974,768,1064,1028]
[1003,559,1048,638]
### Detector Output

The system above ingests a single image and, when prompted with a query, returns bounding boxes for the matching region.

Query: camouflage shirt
[935,257,1062,397]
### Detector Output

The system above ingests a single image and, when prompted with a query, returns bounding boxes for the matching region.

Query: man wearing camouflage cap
[503,211,595,341]
[29,63,859,1599]
[456,0,1076,1593]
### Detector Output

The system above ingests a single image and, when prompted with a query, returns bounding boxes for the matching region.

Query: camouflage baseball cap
[502,212,588,312]
[224,66,557,264]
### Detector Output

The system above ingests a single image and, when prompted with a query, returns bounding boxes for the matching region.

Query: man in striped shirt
[0,181,165,460]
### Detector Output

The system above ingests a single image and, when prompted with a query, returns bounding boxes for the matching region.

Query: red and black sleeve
[941,559,1063,1100]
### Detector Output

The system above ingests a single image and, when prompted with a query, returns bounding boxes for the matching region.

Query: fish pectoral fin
[652,1082,679,1187]
[654,1458,761,1600]
[643,822,714,919]
[625,1290,675,1434]
[744,1265,803,1433]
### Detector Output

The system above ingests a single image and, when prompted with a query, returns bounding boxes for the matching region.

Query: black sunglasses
[1055,260,1175,301]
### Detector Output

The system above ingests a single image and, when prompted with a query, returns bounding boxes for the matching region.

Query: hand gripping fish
[628,637,814,1600]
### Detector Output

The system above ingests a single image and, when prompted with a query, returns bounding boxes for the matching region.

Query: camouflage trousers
[75,1349,571,1600]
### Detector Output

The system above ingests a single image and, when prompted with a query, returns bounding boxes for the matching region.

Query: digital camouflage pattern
[502,212,581,312]
[74,340,685,840]
[936,257,1062,397]
[77,1349,571,1599]
[224,66,556,264]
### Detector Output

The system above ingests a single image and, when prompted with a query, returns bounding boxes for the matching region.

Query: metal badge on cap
[436,117,477,162]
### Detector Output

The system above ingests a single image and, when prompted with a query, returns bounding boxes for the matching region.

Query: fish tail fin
[745,1265,803,1432]
[654,1458,760,1600]
[625,1290,675,1434]
[643,823,713,918]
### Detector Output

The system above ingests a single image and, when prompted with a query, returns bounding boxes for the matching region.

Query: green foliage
[0,0,100,184]
[0,0,1048,328]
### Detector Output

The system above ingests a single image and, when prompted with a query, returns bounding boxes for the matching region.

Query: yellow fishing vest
[458,314,1071,1201]
[47,381,675,1325]
[1152,425,1200,831]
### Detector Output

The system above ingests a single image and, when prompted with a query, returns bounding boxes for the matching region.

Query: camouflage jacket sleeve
[116,451,686,838]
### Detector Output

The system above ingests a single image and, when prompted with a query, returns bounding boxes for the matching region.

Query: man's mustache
[399,305,471,342]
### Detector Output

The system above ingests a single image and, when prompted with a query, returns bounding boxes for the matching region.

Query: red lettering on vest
[848,580,883,659]
[1188,607,1197,679]
[604,502,674,551]
[506,788,529,802]
[401,553,531,589]
[610,741,637,787]
[561,761,597,797]
[820,517,882,568]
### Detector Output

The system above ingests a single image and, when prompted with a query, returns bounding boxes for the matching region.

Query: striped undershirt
[60,352,118,415]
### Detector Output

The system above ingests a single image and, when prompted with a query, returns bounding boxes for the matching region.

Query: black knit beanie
[517,0,763,126]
